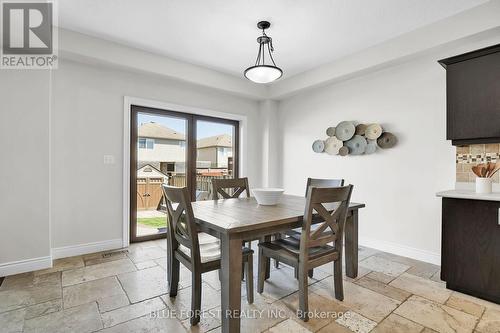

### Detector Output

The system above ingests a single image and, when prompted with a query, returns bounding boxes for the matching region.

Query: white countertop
[436,189,500,201]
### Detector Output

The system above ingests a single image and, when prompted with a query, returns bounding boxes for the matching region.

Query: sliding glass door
[130,106,239,242]
[195,119,239,201]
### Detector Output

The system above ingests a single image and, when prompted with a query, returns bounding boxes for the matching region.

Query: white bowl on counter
[252,188,284,206]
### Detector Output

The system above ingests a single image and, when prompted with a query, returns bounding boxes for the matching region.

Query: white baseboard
[359,237,441,266]
[0,256,52,277]
[51,239,123,260]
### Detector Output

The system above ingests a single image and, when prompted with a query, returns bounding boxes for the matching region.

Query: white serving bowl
[252,188,284,206]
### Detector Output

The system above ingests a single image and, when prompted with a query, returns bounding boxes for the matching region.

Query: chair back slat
[305,178,344,197]
[308,235,337,248]
[212,177,250,200]
[300,185,353,253]
[309,203,341,238]
[162,185,201,263]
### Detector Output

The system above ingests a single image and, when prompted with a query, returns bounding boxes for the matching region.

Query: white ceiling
[59,0,488,80]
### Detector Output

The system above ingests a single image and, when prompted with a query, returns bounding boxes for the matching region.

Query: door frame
[123,97,247,246]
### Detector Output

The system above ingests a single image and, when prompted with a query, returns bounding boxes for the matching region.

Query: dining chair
[211,177,250,200]
[162,184,254,326]
[257,185,353,321]
[305,178,344,195]
[212,177,252,248]
[276,178,345,277]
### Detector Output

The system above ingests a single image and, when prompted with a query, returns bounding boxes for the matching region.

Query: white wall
[276,41,500,263]
[260,100,280,187]
[50,59,262,250]
[0,70,52,274]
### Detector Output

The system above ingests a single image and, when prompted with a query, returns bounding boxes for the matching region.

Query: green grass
[137,217,167,229]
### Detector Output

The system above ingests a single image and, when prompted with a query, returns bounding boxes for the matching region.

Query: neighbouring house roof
[138,122,185,140]
[197,134,232,149]
[137,164,168,179]
[138,122,231,148]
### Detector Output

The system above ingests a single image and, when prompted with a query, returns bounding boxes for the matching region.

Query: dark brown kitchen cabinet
[439,44,500,146]
[441,198,500,303]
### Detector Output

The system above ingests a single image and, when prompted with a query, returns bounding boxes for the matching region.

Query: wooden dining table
[190,194,365,333]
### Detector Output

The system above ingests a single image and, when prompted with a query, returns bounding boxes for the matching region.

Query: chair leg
[298,263,309,322]
[274,234,281,268]
[166,234,173,286]
[190,272,202,326]
[166,255,172,286]
[169,257,180,297]
[308,269,314,278]
[245,255,254,304]
[333,259,344,301]
[257,247,266,294]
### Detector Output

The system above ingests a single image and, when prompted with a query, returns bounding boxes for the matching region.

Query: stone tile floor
[1,240,499,333]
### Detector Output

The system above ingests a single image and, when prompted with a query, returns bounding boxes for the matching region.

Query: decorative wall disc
[355,124,367,136]
[339,146,349,156]
[365,139,377,154]
[312,140,325,153]
[335,121,355,141]
[377,132,397,148]
[324,136,343,155]
[365,124,383,140]
[345,135,367,155]
[326,127,336,137]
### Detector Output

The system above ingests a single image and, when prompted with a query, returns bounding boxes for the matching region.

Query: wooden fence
[137,174,235,211]
[168,174,233,199]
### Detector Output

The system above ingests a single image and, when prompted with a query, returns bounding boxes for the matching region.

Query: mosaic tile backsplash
[456,144,500,183]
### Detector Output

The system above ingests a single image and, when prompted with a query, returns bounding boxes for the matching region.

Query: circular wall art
[365,124,383,140]
[339,146,349,156]
[326,127,336,137]
[365,139,377,154]
[335,121,355,141]
[345,135,367,155]
[324,136,343,155]
[377,132,397,149]
[355,124,367,136]
[312,140,325,153]
[312,120,397,156]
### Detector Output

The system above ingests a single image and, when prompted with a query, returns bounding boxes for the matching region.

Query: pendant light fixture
[244,21,283,84]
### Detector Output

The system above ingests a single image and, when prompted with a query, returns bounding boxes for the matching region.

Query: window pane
[136,115,186,238]
[138,138,146,148]
[195,120,236,201]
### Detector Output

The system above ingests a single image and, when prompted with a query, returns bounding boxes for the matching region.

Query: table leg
[259,235,271,280]
[220,234,243,333]
[345,209,359,278]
